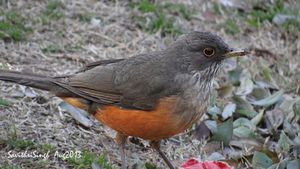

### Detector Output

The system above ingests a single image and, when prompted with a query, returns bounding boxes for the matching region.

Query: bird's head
[170,31,248,74]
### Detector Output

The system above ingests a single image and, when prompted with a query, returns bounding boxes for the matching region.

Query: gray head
[169,31,247,75]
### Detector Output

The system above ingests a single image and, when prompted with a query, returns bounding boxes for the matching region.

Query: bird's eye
[203,48,215,57]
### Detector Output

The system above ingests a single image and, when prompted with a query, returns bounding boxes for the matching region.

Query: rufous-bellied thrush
[0,31,248,169]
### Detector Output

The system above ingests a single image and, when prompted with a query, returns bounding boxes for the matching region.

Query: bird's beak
[224,48,249,58]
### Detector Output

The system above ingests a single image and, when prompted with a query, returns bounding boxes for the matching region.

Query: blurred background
[0,0,299,168]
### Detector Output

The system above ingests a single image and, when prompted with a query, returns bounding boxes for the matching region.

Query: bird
[0,31,247,169]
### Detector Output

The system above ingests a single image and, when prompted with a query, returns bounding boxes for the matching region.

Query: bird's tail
[0,69,67,93]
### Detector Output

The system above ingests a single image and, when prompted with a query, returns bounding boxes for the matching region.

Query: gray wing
[113,52,180,110]
[60,53,180,110]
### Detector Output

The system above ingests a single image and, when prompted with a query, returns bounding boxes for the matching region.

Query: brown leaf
[202,141,222,154]
[193,121,211,141]
[217,85,234,98]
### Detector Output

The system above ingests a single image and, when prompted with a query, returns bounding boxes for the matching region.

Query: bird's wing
[63,63,122,104]
[77,59,125,73]
[56,53,179,110]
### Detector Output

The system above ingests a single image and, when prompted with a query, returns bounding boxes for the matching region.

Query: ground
[0,0,300,169]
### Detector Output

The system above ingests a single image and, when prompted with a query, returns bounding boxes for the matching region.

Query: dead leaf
[222,102,236,120]
[193,121,211,141]
[58,102,93,128]
[230,138,263,150]
[205,120,218,133]
[255,80,277,90]
[264,108,284,130]
[217,85,234,98]
[207,152,226,161]
[202,141,222,154]
[236,70,254,96]
[20,85,37,98]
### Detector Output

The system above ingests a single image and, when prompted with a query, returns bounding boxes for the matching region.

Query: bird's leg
[149,140,175,169]
[115,133,128,169]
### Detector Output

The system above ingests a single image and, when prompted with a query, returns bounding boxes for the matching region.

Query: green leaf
[279,96,297,114]
[224,19,240,35]
[234,126,256,138]
[261,65,273,82]
[267,159,288,169]
[233,96,253,111]
[250,90,284,107]
[250,87,271,100]
[235,109,258,118]
[251,109,264,126]
[252,151,273,168]
[0,98,11,106]
[228,66,243,85]
[135,0,156,13]
[207,105,221,119]
[233,96,257,118]
[212,118,233,145]
[278,131,290,153]
[145,162,157,169]
[293,101,300,115]
[287,160,300,169]
[234,118,255,130]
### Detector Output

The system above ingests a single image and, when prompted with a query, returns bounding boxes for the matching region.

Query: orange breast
[62,96,189,140]
[94,97,187,140]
